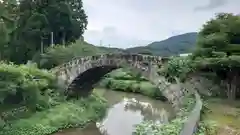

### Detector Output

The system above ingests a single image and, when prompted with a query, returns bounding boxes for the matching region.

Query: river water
[54,89,174,135]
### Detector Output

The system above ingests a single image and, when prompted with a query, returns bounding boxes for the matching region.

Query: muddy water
[54,89,174,135]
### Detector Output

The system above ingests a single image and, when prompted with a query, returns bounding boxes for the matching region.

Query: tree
[0,21,9,60]
[0,0,18,60]
[6,0,88,64]
[194,13,240,57]
[17,0,87,45]
[193,13,240,100]
[197,33,229,51]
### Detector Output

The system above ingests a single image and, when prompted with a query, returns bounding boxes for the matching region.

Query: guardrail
[180,92,203,135]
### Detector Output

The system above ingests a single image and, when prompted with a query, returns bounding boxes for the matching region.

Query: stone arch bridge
[51,53,165,96]
[50,53,200,135]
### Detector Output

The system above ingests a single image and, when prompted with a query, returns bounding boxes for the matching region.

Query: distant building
[179,53,192,57]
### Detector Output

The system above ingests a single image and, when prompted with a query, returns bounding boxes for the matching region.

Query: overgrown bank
[0,63,108,135]
[98,68,166,101]
[158,55,240,134]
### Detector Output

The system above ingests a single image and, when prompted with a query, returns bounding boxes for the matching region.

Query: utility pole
[100,40,102,46]
[41,37,44,54]
[51,32,54,47]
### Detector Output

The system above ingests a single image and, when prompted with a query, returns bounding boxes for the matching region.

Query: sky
[82,0,240,48]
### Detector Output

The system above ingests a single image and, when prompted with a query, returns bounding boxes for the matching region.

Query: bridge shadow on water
[67,66,118,98]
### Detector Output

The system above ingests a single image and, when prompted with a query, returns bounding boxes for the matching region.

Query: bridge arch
[51,53,162,96]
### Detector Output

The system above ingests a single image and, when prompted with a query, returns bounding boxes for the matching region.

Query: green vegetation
[0,0,87,64]
[126,32,197,56]
[0,2,111,134]
[98,68,166,100]
[0,93,107,135]
[0,63,108,135]
[201,99,240,133]
[1,1,240,134]
[34,40,111,69]
[159,56,194,82]
[0,62,59,112]
[158,13,240,135]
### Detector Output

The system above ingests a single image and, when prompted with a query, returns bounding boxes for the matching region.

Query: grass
[98,69,166,100]
[195,98,240,135]
[0,94,108,135]
[204,98,240,134]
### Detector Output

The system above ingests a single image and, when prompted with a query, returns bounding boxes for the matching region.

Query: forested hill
[126,32,198,56]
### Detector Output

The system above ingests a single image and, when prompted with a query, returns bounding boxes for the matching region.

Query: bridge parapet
[51,53,162,73]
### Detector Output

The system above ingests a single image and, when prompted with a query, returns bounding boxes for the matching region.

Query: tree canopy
[195,13,240,57]
[192,13,240,100]
[0,0,88,64]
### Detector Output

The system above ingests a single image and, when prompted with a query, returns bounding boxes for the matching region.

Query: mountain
[126,32,198,56]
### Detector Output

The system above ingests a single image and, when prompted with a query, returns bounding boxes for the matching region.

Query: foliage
[0,62,59,112]
[0,93,108,135]
[194,13,240,58]
[194,120,218,135]
[126,32,197,56]
[193,56,240,71]
[0,0,88,64]
[0,21,9,60]
[103,69,147,81]
[197,33,229,51]
[159,56,195,81]
[0,0,17,31]
[134,96,196,135]
[161,55,240,99]
[194,100,218,135]
[34,40,109,69]
[98,69,166,100]
[192,13,240,100]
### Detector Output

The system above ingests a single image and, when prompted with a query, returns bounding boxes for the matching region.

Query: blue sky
[82,0,240,48]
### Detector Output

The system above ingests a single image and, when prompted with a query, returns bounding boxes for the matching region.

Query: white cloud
[82,0,240,48]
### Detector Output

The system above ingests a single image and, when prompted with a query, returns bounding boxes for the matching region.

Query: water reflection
[123,98,169,123]
[54,89,173,135]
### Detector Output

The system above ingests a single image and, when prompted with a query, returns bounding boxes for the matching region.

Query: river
[54,88,174,135]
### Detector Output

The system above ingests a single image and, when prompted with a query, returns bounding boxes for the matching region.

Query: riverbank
[54,88,174,135]
[0,93,108,135]
[98,69,198,135]
[98,68,167,101]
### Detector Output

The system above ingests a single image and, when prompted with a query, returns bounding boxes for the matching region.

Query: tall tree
[0,20,9,60]
[194,13,240,100]
[0,0,18,60]
[8,0,88,63]
[195,13,240,57]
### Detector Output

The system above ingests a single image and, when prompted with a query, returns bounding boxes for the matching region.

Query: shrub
[0,93,108,135]
[159,56,194,82]
[0,62,59,112]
